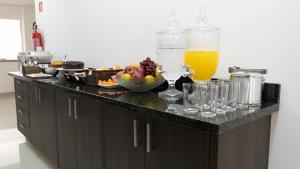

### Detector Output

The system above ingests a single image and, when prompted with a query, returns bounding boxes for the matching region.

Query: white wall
[35,0,300,168]
[0,62,18,93]
[0,4,21,19]
[21,5,36,51]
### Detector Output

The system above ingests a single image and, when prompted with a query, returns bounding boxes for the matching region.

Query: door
[39,85,59,165]
[56,90,78,169]
[145,119,210,169]
[76,97,105,169]
[28,82,43,150]
[103,105,144,169]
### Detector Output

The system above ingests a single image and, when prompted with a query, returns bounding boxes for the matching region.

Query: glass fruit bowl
[112,75,166,92]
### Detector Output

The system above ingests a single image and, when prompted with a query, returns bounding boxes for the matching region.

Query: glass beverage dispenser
[157,11,185,99]
[184,7,220,81]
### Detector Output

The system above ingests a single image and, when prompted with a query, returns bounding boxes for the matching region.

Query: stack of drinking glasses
[183,79,249,118]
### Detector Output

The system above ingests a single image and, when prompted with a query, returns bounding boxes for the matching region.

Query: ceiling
[0,0,34,6]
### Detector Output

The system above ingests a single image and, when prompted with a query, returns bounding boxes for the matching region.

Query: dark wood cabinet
[39,85,59,165]
[76,97,105,169]
[103,105,145,169]
[145,120,210,169]
[16,105,30,138]
[56,89,105,169]
[28,83,43,150]
[14,79,30,139]
[210,116,271,169]
[28,82,59,165]
[56,90,78,169]
[26,78,207,169]
[103,105,209,169]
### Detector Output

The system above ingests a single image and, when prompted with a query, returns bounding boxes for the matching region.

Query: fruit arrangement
[97,79,121,89]
[140,57,157,77]
[98,79,118,86]
[113,57,165,92]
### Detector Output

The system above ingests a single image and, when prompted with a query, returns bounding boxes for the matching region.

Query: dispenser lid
[184,4,220,33]
[157,10,183,34]
[156,11,184,48]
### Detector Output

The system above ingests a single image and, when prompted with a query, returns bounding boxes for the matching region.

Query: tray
[86,69,122,86]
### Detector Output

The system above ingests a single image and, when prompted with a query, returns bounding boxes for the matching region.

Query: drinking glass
[216,81,228,114]
[222,80,237,112]
[228,79,238,108]
[207,79,236,114]
[209,79,228,114]
[237,77,250,109]
[183,83,198,115]
[230,77,249,110]
[198,82,218,118]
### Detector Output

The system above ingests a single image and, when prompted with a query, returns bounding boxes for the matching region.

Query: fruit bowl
[112,75,166,92]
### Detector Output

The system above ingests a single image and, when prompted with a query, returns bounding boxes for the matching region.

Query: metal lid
[229,66,268,74]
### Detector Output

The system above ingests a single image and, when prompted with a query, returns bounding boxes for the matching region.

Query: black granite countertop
[9,72,280,135]
[0,59,18,62]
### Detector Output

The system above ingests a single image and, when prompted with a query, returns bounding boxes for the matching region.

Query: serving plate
[98,84,121,89]
[56,68,88,72]
[26,73,53,79]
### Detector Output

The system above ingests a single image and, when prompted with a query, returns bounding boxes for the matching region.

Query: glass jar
[184,8,220,81]
[157,11,185,99]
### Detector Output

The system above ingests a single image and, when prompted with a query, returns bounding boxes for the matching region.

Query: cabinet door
[103,105,144,169]
[56,90,78,169]
[28,83,43,150]
[16,106,31,139]
[39,85,59,165]
[76,98,104,169]
[145,120,210,169]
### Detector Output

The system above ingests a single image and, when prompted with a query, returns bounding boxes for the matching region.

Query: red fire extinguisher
[32,22,44,51]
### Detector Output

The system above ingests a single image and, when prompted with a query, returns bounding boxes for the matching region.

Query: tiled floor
[0,93,57,169]
[0,93,17,130]
[0,129,58,169]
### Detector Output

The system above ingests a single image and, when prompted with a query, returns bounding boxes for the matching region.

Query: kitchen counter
[10,71,280,169]
[9,72,280,135]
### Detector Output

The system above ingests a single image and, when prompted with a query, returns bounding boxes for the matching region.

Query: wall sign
[39,1,43,13]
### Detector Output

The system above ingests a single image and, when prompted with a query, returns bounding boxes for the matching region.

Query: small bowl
[44,68,59,76]
[112,75,166,92]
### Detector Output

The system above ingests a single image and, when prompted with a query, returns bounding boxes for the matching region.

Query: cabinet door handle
[18,109,24,115]
[19,123,25,129]
[68,97,72,117]
[74,99,78,120]
[146,123,151,153]
[133,120,138,148]
[34,87,38,101]
[17,95,23,99]
[38,88,41,103]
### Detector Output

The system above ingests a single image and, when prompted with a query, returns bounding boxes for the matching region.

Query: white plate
[56,68,88,72]
[26,73,52,78]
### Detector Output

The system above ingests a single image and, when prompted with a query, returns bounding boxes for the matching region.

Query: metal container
[229,66,267,106]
